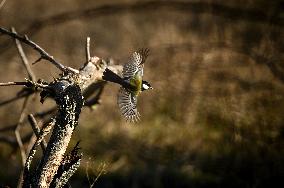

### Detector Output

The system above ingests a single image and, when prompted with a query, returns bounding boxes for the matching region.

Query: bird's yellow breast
[129,75,142,96]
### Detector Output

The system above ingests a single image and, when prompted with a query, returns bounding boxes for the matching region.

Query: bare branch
[0,79,51,92]
[0,33,123,187]
[0,107,56,133]
[23,119,55,188]
[28,114,47,152]
[12,27,36,82]
[25,119,54,171]
[15,128,26,165]
[0,27,67,72]
[92,162,108,187]
[15,96,31,166]
[86,159,108,188]
[0,132,33,147]
[86,37,91,62]
[0,91,32,107]
[0,81,29,86]
[35,85,83,187]
[51,142,82,187]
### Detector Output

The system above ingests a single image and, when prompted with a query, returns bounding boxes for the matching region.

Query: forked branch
[0,26,122,187]
[0,27,68,72]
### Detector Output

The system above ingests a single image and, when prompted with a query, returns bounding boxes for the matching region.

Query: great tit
[102,48,153,122]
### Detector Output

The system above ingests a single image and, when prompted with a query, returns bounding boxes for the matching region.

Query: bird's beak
[150,87,153,89]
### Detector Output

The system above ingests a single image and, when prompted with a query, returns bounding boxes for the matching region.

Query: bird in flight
[102,48,153,122]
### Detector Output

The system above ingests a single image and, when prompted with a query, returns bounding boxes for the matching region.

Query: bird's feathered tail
[102,68,133,89]
[102,68,124,84]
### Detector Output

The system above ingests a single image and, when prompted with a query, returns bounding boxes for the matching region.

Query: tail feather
[102,68,124,85]
[103,68,134,90]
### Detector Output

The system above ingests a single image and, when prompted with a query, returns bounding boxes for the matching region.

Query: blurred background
[0,0,284,187]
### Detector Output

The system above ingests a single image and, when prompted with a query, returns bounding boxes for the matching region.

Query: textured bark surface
[36,85,83,187]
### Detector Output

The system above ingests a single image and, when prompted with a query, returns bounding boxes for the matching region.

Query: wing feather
[122,48,149,78]
[118,87,140,122]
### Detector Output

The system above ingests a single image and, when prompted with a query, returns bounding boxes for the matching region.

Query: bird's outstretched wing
[117,87,140,122]
[122,48,149,78]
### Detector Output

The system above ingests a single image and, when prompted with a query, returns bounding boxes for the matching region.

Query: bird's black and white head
[142,80,153,91]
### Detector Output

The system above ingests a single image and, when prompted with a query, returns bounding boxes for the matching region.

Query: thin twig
[86,159,108,188]
[0,27,38,130]
[26,119,55,168]
[0,91,32,106]
[27,114,47,152]
[86,37,91,62]
[0,81,29,86]
[12,27,36,82]
[23,119,55,187]
[15,96,31,167]
[0,107,56,132]
[85,160,93,187]
[15,127,26,165]
[92,163,107,187]
[0,80,50,91]
[0,132,33,146]
[0,27,67,72]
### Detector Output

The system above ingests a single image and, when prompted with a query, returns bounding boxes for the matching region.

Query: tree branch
[15,96,31,167]
[0,27,68,72]
[35,85,83,187]
[0,81,30,86]
[12,27,36,82]
[23,119,55,188]
[86,37,91,62]
[0,107,56,133]
[0,132,33,147]
[0,89,34,107]
[50,142,82,188]
[0,30,123,187]
[28,114,47,152]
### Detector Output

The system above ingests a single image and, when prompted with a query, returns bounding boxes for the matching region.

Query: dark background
[0,0,284,187]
